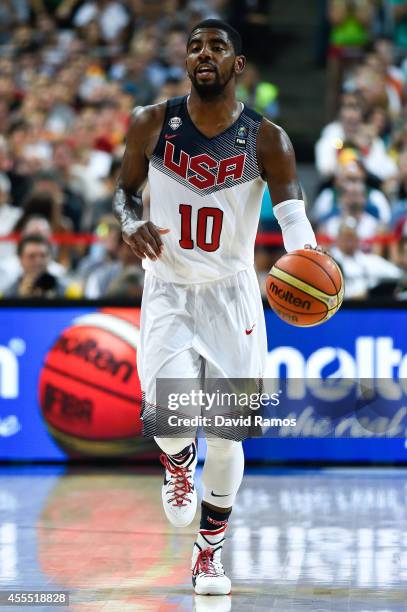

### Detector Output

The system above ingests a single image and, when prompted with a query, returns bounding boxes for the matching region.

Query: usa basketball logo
[169,117,182,131]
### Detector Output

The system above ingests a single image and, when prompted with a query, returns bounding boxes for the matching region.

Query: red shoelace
[160,454,193,507]
[193,547,220,577]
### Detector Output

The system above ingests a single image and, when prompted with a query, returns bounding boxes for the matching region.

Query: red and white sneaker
[192,534,231,595]
[160,443,197,527]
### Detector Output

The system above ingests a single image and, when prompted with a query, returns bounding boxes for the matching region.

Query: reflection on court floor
[0,466,406,611]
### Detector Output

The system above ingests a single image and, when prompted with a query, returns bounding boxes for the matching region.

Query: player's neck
[187,89,241,132]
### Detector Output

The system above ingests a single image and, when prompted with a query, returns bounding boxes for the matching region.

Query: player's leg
[191,267,267,594]
[192,437,244,595]
[138,272,201,527]
[154,349,202,528]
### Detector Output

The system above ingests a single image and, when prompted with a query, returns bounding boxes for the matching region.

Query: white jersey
[144,95,266,283]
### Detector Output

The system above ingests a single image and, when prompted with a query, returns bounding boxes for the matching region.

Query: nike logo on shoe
[211,491,230,497]
[245,324,256,335]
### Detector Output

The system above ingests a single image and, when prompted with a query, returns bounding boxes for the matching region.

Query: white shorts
[138,266,267,410]
[137,268,267,439]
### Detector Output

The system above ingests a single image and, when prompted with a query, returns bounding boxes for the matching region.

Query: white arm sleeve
[273,199,317,252]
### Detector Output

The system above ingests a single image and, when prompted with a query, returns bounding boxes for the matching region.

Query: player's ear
[235,55,246,75]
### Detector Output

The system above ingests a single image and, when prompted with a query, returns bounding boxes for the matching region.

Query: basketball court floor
[1,465,406,611]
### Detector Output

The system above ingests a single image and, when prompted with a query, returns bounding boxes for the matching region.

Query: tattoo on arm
[113,186,145,235]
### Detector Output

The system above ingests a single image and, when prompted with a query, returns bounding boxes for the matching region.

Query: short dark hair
[188,19,242,55]
[17,234,51,257]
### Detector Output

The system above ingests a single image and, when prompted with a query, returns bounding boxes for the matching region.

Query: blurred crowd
[1,0,407,301]
[309,0,407,299]
[257,0,407,302]
[0,0,280,299]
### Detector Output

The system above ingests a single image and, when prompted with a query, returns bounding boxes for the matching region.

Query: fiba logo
[0,339,25,399]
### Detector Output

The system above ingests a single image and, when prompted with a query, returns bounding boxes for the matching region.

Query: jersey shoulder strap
[242,104,264,125]
[152,96,188,157]
[166,95,187,111]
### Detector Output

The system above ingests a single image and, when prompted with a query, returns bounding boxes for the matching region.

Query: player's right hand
[123,222,170,260]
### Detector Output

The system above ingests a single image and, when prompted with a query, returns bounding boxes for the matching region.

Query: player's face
[186,29,244,99]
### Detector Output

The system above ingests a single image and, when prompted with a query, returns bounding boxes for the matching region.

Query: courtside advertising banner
[0,305,406,462]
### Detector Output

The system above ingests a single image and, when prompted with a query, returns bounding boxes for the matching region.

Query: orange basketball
[38,309,157,459]
[266,249,344,327]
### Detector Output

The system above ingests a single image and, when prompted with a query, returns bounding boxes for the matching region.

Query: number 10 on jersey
[179,204,223,252]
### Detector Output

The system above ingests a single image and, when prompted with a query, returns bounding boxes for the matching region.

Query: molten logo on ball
[268,282,311,310]
[52,334,134,382]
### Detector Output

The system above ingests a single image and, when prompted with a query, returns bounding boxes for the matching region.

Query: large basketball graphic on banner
[38,308,156,458]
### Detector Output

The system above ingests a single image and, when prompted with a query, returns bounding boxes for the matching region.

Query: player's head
[186,19,245,99]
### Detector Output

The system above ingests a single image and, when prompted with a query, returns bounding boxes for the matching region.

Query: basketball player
[113,19,317,595]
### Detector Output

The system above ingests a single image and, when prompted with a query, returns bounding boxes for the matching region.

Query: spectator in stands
[84,158,121,230]
[330,218,404,299]
[32,170,83,231]
[0,215,67,293]
[313,156,391,225]
[121,42,158,106]
[396,236,407,267]
[389,0,407,52]
[73,0,130,46]
[390,150,407,226]
[153,75,190,104]
[109,27,160,89]
[52,140,104,228]
[315,94,364,177]
[394,237,407,298]
[358,51,402,117]
[350,122,398,181]
[366,105,392,148]
[316,87,399,181]
[160,26,189,84]
[386,148,407,264]
[395,237,407,298]
[319,180,386,247]
[3,234,66,298]
[14,188,73,269]
[105,240,144,298]
[0,137,10,174]
[84,234,142,298]
[373,36,405,104]
[0,173,22,258]
[78,214,122,294]
[15,187,72,235]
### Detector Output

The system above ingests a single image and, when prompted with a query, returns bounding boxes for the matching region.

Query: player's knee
[206,437,242,457]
